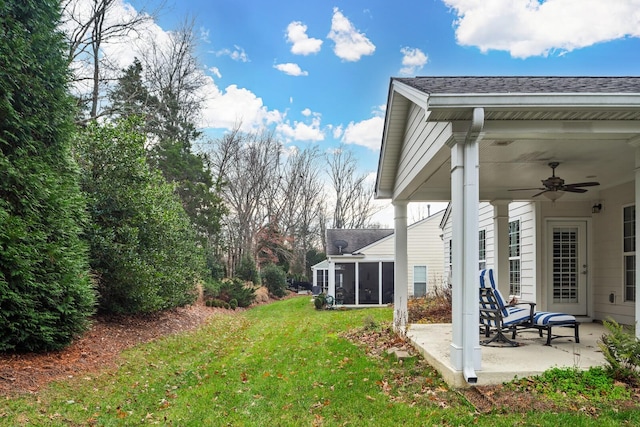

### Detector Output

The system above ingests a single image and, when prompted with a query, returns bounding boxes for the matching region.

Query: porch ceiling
[411,130,638,202]
[376,77,640,203]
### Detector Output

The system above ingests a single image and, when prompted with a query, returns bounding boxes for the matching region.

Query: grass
[1,297,639,426]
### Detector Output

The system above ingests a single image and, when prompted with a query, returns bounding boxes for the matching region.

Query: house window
[509,219,521,296]
[479,229,486,271]
[413,266,427,297]
[623,205,636,302]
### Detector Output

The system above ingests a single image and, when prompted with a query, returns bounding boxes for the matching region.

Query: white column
[449,143,465,370]
[635,147,640,339]
[328,259,336,299]
[379,262,383,305]
[492,201,511,297]
[394,201,408,330]
[355,261,360,305]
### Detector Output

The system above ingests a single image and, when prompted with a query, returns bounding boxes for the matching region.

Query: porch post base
[450,343,463,370]
[450,343,481,371]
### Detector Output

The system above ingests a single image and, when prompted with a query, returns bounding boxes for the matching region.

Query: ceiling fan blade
[563,187,588,193]
[508,187,546,191]
[564,182,600,188]
[531,190,549,197]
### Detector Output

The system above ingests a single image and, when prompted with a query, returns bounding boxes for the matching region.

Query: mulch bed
[0,304,225,396]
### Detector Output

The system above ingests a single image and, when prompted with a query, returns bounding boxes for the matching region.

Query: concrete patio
[407,321,607,388]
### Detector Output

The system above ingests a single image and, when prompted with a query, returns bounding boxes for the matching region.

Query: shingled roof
[394,76,640,94]
[326,229,394,256]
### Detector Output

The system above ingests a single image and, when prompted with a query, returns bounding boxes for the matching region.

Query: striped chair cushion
[533,312,576,326]
[482,305,531,327]
[480,269,509,317]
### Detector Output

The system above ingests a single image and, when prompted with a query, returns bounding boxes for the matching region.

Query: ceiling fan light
[543,190,564,201]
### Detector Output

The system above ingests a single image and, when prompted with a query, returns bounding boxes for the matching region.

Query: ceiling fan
[509,162,600,198]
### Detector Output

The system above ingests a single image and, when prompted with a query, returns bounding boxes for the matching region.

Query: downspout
[463,107,484,384]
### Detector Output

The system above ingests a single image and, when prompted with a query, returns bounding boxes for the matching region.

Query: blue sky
[68,0,640,224]
[144,0,640,169]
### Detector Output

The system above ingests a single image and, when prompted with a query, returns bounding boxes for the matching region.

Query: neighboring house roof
[439,203,451,230]
[326,228,394,256]
[326,210,446,257]
[311,259,329,270]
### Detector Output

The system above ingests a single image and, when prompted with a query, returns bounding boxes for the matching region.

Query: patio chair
[479,269,534,346]
[479,269,580,346]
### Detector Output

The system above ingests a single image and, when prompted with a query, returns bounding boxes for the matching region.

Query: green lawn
[1,297,638,426]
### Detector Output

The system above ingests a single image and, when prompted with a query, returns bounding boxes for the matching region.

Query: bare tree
[61,0,160,120]
[140,18,206,145]
[279,147,325,278]
[327,147,379,229]
[207,128,283,275]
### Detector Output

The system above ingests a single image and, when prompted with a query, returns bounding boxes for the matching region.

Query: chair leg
[574,323,580,344]
[481,327,519,347]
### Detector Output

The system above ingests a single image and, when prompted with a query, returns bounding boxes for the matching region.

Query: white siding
[442,201,536,300]
[407,211,445,296]
[592,181,635,324]
[394,104,451,198]
[357,210,445,297]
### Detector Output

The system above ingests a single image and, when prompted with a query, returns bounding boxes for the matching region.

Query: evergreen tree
[77,118,203,314]
[0,0,96,351]
[109,60,226,245]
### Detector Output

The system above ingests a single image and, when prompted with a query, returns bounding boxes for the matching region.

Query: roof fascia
[427,93,640,109]
[393,80,430,114]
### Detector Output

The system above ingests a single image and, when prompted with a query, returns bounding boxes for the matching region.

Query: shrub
[206,253,225,281]
[217,278,256,308]
[314,293,327,310]
[598,319,640,385]
[202,280,218,300]
[229,299,238,310]
[408,285,452,324]
[77,119,203,314]
[261,264,287,298]
[236,254,260,285]
[0,0,96,351]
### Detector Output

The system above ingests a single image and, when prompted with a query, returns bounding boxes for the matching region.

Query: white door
[547,221,588,315]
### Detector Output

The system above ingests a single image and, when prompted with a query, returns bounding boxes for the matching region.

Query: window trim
[509,219,521,296]
[479,229,486,271]
[623,204,636,303]
[413,265,427,297]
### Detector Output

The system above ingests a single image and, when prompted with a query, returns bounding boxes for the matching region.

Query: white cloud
[327,7,376,61]
[341,116,384,151]
[64,0,283,134]
[209,66,222,78]
[332,124,344,139]
[276,116,325,142]
[213,45,250,62]
[274,62,309,76]
[443,0,640,58]
[200,82,284,132]
[301,108,312,117]
[286,21,323,55]
[399,46,428,76]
